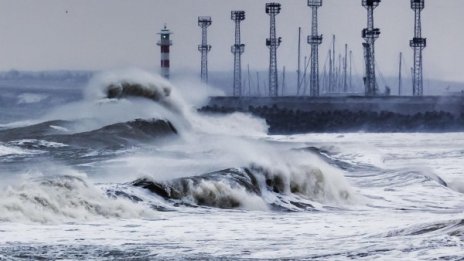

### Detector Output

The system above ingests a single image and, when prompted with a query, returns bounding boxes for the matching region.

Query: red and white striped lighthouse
[157,24,173,79]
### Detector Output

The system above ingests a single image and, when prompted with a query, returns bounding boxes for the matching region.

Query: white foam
[0,174,155,224]
[0,144,41,156]
[17,93,48,104]
[11,139,68,148]
[49,125,69,132]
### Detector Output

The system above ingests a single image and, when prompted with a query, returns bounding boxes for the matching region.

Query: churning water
[0,70,463,260]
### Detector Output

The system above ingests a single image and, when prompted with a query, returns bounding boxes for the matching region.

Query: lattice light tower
[266,3,282,97]
[198,17,212,83]
[231,11,246,97]
[362,0,381,96]
[410,0,426,96]
[307,0,323,97]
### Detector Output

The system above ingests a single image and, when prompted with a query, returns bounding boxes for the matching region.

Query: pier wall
[202,96,464,133]
[206,96,464,116]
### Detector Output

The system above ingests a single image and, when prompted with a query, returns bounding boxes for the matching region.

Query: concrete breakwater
[201,96,464,134]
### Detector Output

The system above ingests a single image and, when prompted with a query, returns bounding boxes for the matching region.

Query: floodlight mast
[198,16,212,83]
[307,0,323,97]
[231,11,246,97]
[266,3,282,97]
[410,0,426,96]
[362,0,381,96]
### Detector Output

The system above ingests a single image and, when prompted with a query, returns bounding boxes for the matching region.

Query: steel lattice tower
[362,0,381,96]
[231,11,245,97]
[266,3,281,97]
[198,17,212,83]
[410,0,426,96]
[307,0,323,97]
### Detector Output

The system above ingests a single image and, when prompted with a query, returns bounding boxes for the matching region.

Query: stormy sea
[0,70,463,260]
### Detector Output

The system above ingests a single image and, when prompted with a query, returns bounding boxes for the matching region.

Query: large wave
[0,69,361,223]
[130,162,356,211]
[0,155,358,223]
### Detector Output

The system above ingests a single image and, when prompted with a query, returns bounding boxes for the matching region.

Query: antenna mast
[331,35,336,93]
[399,52,403,96]
[297,27,302,95]
[349,50,353,92]
[282,66,286,96]
[343,44,348,93]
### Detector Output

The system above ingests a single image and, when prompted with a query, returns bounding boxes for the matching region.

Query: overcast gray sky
[0,0,462,82]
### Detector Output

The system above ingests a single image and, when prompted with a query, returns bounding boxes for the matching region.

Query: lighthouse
[157,24,173,79]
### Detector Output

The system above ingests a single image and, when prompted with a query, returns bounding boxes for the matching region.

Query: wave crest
[0,175,154,224]
[131,163,356,211]
[106,81,171,102]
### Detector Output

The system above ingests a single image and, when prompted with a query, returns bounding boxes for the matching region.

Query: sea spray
[0,171,155,224]
[128,147,359,211]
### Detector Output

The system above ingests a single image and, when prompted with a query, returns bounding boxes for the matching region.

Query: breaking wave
[127,160,357,212]
[0,175,155,224]
[0,159,358,223]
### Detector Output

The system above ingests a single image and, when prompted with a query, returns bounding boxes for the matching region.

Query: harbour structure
[307,0,323,97]
[198,16,212,83]
[200,0,463,130]
[362,0,381,96]
[207,96,464,118]
[266,2,282,97]
[157,24,173,79]
[410,0,426,96]
[231,11,246,97]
